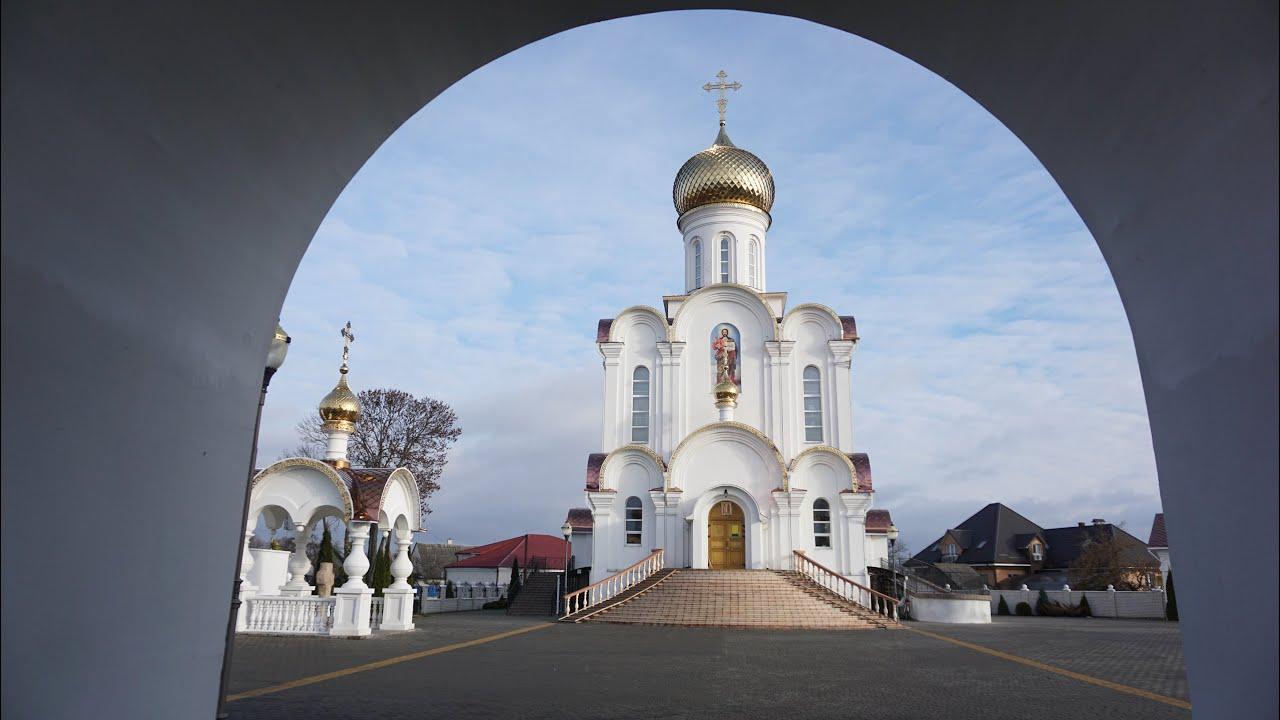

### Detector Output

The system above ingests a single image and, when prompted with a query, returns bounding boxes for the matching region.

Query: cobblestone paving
[229,611,1190,719]
[915,616,1189,701]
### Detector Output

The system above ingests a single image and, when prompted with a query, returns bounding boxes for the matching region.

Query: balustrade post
[331,520,374,636]
[380,528,416,631]
[281,522,314,596]
[236,530,257,631]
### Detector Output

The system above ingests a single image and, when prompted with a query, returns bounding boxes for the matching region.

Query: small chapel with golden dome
[571,73,894,586]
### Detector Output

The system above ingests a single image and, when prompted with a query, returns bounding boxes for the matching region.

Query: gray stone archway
[2,3,1274,717]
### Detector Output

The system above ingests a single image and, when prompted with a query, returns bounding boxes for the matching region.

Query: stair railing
[792,550,899,621]
[562,549,663,619]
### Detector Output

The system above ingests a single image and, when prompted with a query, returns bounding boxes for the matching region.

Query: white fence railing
[418,581,508,614]
[989,586,1167,619]
[793,550,899,621]
[370,597,385,628]
[243,596,336,635]
[562,549,663,619]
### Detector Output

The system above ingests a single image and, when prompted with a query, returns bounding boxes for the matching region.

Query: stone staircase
[506,572,561,616]
[577,569,898,629]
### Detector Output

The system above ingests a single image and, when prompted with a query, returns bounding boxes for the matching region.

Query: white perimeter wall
[990,588,1167,619]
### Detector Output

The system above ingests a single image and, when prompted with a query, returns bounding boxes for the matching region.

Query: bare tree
[1068,525,1159,590]
[284,388,461,517]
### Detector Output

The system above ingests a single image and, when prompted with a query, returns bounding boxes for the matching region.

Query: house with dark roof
[913,503,1159,589]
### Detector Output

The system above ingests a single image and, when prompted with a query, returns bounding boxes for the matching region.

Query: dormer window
[1030,544,1043,561]
[942,542,959,562]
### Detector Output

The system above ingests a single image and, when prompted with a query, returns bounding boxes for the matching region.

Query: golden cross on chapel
[340,321,355,372]
[703,69,742,126]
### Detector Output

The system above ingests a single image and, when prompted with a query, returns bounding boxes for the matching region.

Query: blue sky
[258,11,1161,552]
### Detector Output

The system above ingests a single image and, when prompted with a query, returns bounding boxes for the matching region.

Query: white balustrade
[370,597,385,628]
[792,550,899,621]
[562,549,663,619]
[243,596,336,635]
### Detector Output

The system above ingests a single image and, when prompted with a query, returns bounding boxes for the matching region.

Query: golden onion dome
[714,379,741,404]
[318,370,360,430]
[673,125,775,217]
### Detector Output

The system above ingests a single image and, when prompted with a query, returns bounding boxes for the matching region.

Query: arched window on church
[625,496,643,545]
[692,238,702,288]
[631,366,650,443]
[719,236,731,283]
[748,238,759,289]
[803,365,823,442]
[813,498,832,547]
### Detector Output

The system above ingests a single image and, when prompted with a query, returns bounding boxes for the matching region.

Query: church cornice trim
[604,305,671,343]
[252,457,355,520]
[667,421,789,489]
[781,303,849,341]
[597,444,668,491]
[787,445,859,491]
[670,284,779,341]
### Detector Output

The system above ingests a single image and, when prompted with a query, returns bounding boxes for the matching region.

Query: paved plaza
[228,612,1189,719]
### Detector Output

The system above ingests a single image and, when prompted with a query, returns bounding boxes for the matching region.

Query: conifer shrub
[997,596,1011,616]
[509,558,522,601]
[1015,601,1033,616]
[1079,595,1092,617]
[1036,588,1051,615]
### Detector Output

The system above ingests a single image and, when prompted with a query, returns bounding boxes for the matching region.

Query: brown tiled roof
[565,507,593,530]
[847,453,873,492]
[335,467,397,522]
[584,453,607,491]
[1148,512,1168,548]
[596,319,613,343]
[839,315,859,341]
[865,508,893,532]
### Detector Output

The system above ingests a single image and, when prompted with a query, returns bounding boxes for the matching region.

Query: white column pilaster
[839,492,872,583]
[380,528,416,631]
[765,341,796,457]
[587,492,615,581]
[599,342,625,452]
[772,489,806,569]
[657,342,686,457]
[331,520,374,636]
[828,340,855,452]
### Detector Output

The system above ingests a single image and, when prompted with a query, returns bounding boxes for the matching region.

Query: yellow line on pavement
[226,622,554,702]
[906,627,1192,711]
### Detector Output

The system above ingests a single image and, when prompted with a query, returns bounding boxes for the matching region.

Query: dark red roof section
[847,453,873,492]
[444,534,570,571]
[585,453,606,491]
[335,467,397,522]
[596,319,613,343]
[866,508,893,531]
[1148,512,1168,548]
[840,315,858,341]
[565,508,593,530]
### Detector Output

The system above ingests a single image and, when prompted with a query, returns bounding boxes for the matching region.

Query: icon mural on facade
[711,323,741,389]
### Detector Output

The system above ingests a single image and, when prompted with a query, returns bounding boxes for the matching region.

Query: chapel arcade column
[280,522,313,596]
[380,528,416,631]
[331,520,374,636]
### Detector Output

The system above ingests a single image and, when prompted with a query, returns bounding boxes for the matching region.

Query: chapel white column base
[330,520,374,637]
[379,589,415,631]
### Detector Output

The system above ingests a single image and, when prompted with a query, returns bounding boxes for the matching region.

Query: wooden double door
[708,500,746,569]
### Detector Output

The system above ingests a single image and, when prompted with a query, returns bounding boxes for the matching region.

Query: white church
[573,75,894,587]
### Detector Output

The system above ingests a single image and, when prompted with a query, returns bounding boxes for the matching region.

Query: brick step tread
[583,569,899,629]
[560,568,679,623]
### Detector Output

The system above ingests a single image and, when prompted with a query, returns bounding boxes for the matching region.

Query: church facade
[580,85,891,585]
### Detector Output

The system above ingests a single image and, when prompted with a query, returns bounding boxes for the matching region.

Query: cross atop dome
[702,70,741,127]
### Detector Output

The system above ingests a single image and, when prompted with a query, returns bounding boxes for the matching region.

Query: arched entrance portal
[707,500,746,570]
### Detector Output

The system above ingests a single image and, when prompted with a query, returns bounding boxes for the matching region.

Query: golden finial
[320,321,360,436]
[702,69,741,127]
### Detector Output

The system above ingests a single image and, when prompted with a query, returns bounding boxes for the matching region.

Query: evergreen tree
[371,535,392,597]
[997,596,1011,616]
[1164,571,1179,621]
[1036,588,1051,615]
[1079,594,1092,617]
[509,558,522,601]
[318,523,336,565]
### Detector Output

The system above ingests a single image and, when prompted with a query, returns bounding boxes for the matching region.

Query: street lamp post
[560,521,573,616]
[216,322,290,719]
[886,524,901,601]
